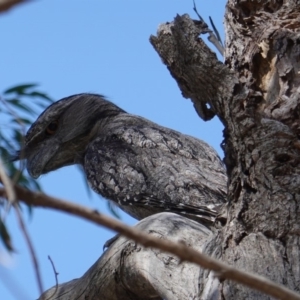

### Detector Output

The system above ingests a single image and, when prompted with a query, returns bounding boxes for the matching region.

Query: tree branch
[192,0,224,56]
[1,185,300,300]
[150,14,236,123]
[0,0,27,13]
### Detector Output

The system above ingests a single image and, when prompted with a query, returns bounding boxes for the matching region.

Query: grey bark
[152,3,300,299]
[40,1,300,299]
[39,213,221,300]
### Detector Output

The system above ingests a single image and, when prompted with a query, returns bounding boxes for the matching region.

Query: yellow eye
[46,120,59,135]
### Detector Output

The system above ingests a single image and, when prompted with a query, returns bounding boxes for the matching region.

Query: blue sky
[0,1,226,299]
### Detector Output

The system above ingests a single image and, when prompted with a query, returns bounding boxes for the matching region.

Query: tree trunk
[221,1,300,298]
[151,1,300,298]
[39,1,300,299]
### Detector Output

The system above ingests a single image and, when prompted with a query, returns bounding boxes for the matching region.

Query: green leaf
[25,203,34,219]
[27,91,53,103]
[0,147,11,162]
[6,99,36,114]
[3,84,38,95]
[0,137,15,153]
[11,117,32,125]
[13,129,24,144]
[0,219,14,252]
[0,82,54,255]
[107,201,121,219]
[29,179,42,192]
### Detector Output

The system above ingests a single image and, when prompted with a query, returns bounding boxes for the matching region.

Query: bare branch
[44,256,59,300]
[0,159,16,206]
[0,0,27,13]
[192,0,224,56]
[150,14,235,122]
[1,185,300,300]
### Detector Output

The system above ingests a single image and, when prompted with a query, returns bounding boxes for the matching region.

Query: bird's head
[12,93,125,178]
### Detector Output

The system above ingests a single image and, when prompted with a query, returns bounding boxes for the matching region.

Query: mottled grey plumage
[15,94,227,223]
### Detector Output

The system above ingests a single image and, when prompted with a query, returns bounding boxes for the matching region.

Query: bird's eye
[46,120,59,135]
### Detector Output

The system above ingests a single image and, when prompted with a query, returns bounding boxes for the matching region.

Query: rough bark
[221,2,300,298]
[150,16,235,123]
[39,213,221,300]
[40,1,300,299]
[150,2,300,299]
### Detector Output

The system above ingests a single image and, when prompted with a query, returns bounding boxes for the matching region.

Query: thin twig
[0,159,16,205]
[192,0,224,56]
[192,0,204,22]
[13,206,44,294]
[44,255,59,300]
[209,16,223,46]
[1,185,299,300]
[0,160,44,295]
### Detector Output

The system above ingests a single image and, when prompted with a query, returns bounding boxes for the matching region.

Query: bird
[13,93,227,224]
